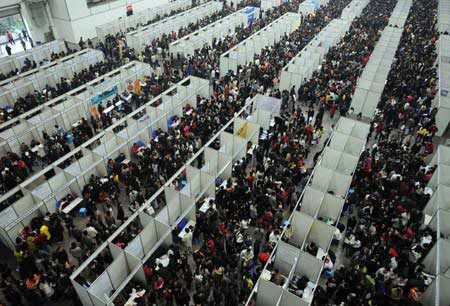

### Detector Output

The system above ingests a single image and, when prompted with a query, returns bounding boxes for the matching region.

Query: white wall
[51,0,170,43]
[1,1,53,44]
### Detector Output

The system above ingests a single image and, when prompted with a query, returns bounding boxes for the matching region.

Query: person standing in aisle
[5,44,12,55]
[6,31,15,44]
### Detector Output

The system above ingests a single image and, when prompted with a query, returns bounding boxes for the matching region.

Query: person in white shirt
[240,247,254,265]
[182,227,193,253]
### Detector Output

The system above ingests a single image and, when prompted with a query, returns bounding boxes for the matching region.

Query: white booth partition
[423,238,450,277]
[299,186,324,218]
[428,164,450,190]
[288,211,315,249]
[423,184,450,226]
[388,0,412,28]
[255,279,283,306]
[169,6,260,57]
[220,12,300,76]
[279,18,352,91]
[0,41,67,81]
[0,61,152,160]
[0,75,206,252]
[430,145,450,167]
[0,49,105,109]
[126,1,224,54]
[433,35,450,136]
[0,193,45,250]
[261,0,288,11]
[86,251,141,306]
[247,118,369,306]
[298,0,331,15]
[428,210,450,239]
[421,275,450,306]
[309,165,352,199]
[320,148,359,176]
[438,0,450,33]
[304,219,336,259]
[66,94,274,305]
[280,251,324,305]
[334,116,371,139]
[341,0,370,21]
[351,26,403,118]
[95,0,192,42]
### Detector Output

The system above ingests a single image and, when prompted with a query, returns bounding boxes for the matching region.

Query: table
[178,220,196,239]
[260,269,272,281]
[217,179,228,190]
[124,289,146,306]
[103,105,115,114]
[122,159,131,166]
[199,197,215,213]
[72,120,82,128]
[62,197,83,214]
[316,247,327,260]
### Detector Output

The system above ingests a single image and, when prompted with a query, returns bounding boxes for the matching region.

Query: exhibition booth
[340,0,370,21]
[432,35,450,136]
[95,0,192,42]
[388,0,412,28]
[169,6,260,57]
[298,0,330,15]
[279,18,352,91]
[219,12,300,76]
[350,26,403,118]
[0,61,150,157]
[438,0,450,33]
[246,117,369,306]
[126,1,223,54]
[69,94,273,306]
[421,145,450,306]
[0,49,105,109]
[261,0,289,11]
[0,76,210,251]
[0,41,67,80]
[280,0,373,91]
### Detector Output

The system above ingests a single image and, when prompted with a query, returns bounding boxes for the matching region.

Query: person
[69,242,83,265]
[79,37,85,49]
[5,43,12,56]
[181,227,193,253]
[20,39,26,51]
[22,28,28,40]
[7,31,15,44]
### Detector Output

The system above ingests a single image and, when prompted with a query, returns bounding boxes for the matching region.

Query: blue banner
[91,86,118,105]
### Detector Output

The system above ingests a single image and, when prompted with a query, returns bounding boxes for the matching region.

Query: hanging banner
[236,122,248,139]
[91,86,118,105]
[245,7,257,27]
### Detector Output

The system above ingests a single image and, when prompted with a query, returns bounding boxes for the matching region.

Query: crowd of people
[0,0,445,305]
[306,0,440,304]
